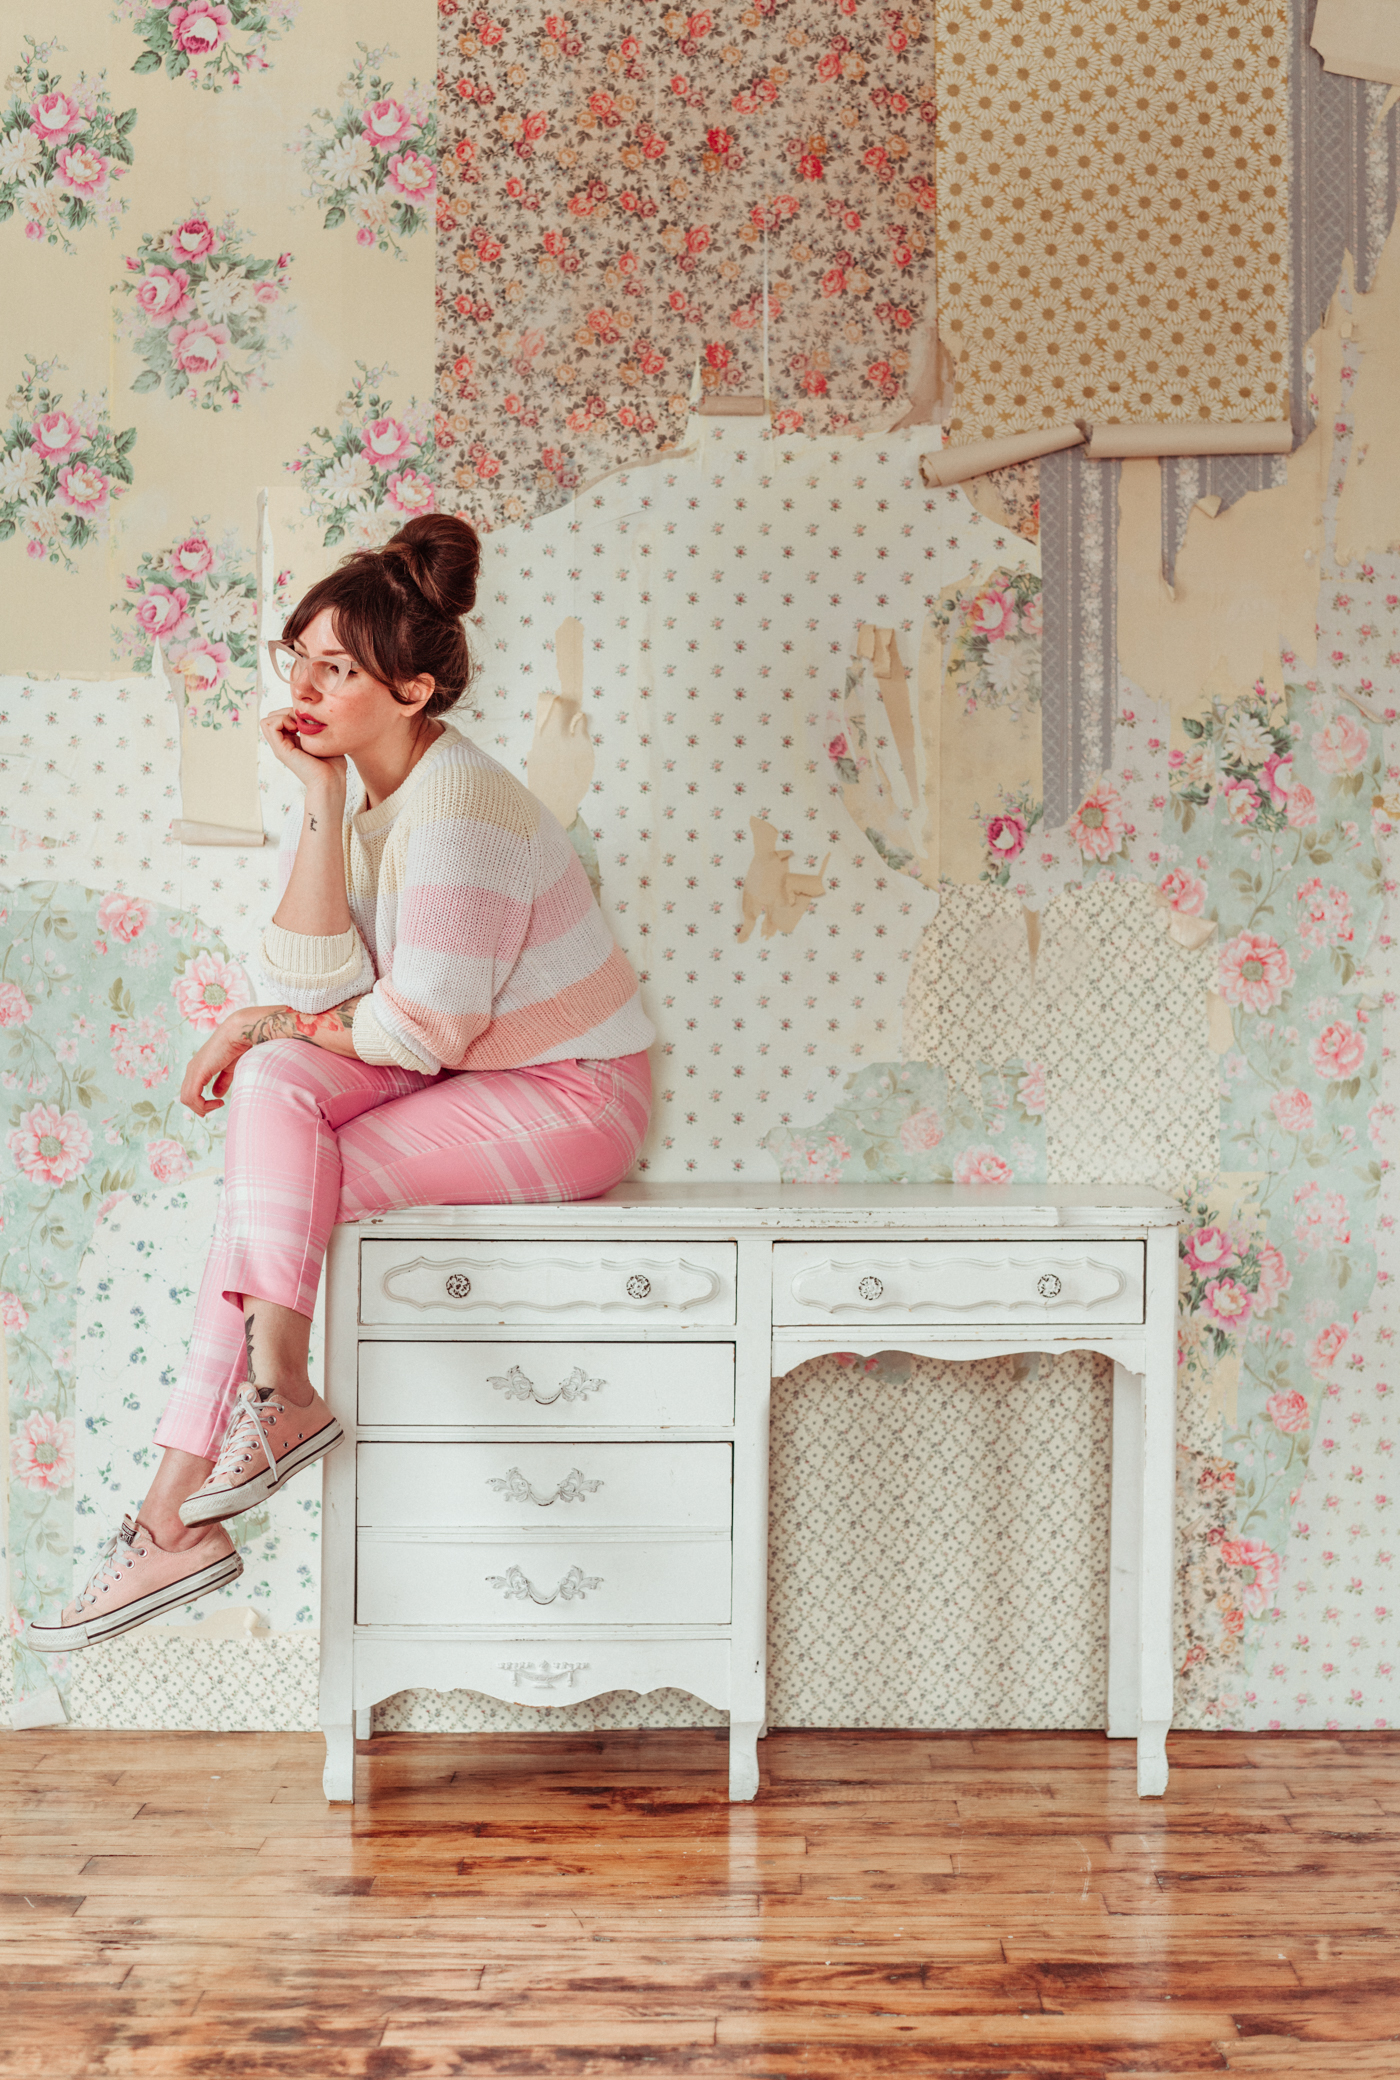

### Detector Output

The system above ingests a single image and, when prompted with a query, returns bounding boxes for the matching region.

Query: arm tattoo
[309,815,318,832]
[242,997,366,1048]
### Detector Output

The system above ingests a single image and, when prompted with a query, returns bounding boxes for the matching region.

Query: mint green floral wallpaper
[0,883,248,1711]
[1170,688,1386,1717]
[72,1176,322,1635]
[764,1059,1046,1187]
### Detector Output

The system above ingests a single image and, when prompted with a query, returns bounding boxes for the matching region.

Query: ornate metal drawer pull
[488,1364,605,1408]
[444,1271,472,1299]
[487,1466,602,1507]
[1037,1273,1063,1299]
[857,1275,884,1301]
[486,1563,602,1606]
[626,1273,652,1300]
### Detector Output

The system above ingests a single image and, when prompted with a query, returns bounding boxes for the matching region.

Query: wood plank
[5,1725,1400,2077]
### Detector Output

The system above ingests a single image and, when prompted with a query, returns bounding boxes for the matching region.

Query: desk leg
[729,1236,772,1803]
[1107,1362,1143,1739]
[319,1226,358,1806]
[1137,1227,1178,1798]
[729,1722,762,1802]
[323,1724,355,1803]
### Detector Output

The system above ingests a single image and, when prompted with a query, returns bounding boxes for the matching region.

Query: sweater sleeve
[355,764,534,1075]
[255,800,377,1013]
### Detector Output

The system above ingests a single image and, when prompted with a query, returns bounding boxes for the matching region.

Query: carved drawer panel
[772,1240,1146,1325]
[357,1442,733,1532]
[352,1634,732,1715]
[355,1533,732,1628]
[360,1240,736,1325]
[358,1341,735,1429]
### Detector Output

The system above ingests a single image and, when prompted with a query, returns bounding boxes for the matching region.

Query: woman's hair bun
[380,513,480,621]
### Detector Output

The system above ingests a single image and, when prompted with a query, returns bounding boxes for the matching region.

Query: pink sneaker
[178,1382,343,1527]
[26,1516,242,1652]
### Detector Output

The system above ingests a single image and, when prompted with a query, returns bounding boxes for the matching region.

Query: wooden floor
[3,1727,1399,2077]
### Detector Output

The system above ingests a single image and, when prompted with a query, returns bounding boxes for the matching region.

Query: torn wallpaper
[434,0,938,525]
[935,0,1292,441]
[3,0,1400,1749]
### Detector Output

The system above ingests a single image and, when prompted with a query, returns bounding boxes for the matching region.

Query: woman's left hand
[180,1007,274,1117]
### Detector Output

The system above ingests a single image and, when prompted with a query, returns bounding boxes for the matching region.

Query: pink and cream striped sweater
[259,725,654,1075]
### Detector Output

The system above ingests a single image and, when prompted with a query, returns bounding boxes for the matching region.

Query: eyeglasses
[266,640,356,696]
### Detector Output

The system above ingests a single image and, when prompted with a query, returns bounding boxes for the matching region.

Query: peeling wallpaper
[435,0,939,522]
[935,0,1292,441]
[3,0,1400,1745]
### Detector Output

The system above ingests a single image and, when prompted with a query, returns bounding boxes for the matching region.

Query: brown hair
[282,513,481,721]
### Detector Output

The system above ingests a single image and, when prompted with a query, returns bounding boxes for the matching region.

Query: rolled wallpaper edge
[1084,419,1295,460]
[920,423,1086,486]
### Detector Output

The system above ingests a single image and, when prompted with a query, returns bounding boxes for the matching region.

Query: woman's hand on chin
[261,705,348,793]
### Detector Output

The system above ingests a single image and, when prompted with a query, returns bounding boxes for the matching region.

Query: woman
[30,514,653,1651]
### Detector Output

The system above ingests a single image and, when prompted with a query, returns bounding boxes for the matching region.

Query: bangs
[283,571,399,690]
[278,514,477,718]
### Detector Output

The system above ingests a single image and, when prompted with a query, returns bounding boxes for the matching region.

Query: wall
[2,0,1398,1740]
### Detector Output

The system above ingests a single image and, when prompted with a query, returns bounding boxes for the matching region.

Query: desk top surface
[358,1183,1183,1233]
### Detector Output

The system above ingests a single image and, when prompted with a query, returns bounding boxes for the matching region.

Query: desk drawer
[357,1442,732,1532]
[773,1240,1145,1325]
[358,1341,734,1429]
[360,1240,736,1326]
[355,1533,732,1627]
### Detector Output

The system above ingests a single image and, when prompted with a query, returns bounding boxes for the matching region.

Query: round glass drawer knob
[1037,1273,1062,1299]
[444,1272,472,1299]
[857,1275,884,1302]
[626,1273,652,1300]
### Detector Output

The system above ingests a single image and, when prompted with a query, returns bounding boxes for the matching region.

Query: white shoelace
[77,1517,147,1608]
[207,1385,285,1491]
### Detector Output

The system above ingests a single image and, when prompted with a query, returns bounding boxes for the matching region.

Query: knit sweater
[258,725,654,1076]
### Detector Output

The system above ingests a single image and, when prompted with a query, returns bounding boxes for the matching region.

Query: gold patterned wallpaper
[935,0,1291,441]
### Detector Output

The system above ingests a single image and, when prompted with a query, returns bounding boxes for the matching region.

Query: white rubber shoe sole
[178,1416,344,1526]
[25,1549,244,1653]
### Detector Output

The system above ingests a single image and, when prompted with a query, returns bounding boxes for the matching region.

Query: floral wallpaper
[0,881,251,1716]
[1,357,134,570]
[286,363,439,552]
[435,0,937,526]
[1160,311,1400,1726]
[114,0,300,93]
[0,37,134,251]
[287,45,436,262]
[764,1058,1046,1187]
[71,1176,323,1637]
[115,518,260,726]
[117,208,295,410]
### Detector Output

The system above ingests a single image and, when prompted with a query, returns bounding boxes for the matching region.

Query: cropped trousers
[154,1040,652,1460]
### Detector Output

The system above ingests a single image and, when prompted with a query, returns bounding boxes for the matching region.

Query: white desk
[319,1184,1181,1801]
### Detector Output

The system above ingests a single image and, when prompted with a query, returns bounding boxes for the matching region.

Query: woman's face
[283,607,430,760]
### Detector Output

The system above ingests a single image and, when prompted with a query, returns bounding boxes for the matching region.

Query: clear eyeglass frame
[266,640,354,696]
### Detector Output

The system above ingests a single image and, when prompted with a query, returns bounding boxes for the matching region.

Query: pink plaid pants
[155,1041,652,1460]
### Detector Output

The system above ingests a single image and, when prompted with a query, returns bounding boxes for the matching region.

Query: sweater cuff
[260,923,365,996]
[352,992,437,1076]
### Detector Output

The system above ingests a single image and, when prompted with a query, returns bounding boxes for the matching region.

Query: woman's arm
[179,996,367,1118]
[267,712,352,938]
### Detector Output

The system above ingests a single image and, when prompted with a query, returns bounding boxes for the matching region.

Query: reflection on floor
[4,1726,1398,2075]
